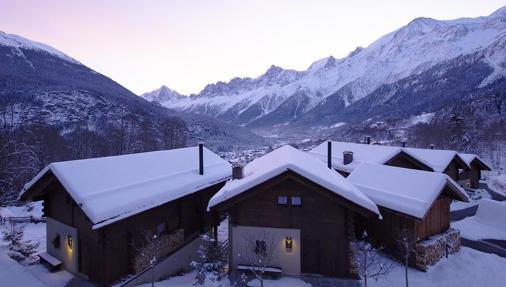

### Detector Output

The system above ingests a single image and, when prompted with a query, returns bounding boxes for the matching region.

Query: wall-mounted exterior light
[67,235,73,250]
[285,236,293,250]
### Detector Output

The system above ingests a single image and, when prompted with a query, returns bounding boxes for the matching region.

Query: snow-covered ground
[135,247,506,287]
[488,174,506,196]
[0,202,73,287]
[136,270,312,287]
[0,247,46,287]
[452,199,506,241]
[369,247,506,287]
[450,186,491,212]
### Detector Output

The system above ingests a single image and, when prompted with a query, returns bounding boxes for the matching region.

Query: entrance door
[301,238,320,274]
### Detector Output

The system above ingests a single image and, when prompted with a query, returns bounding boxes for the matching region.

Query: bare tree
[354,231,393,287]
[239,231,277,287]
[397,228,418,287]
[192,232,228,286]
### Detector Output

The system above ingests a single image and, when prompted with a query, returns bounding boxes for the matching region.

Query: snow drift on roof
[309,141,404,173]
[459,153,492,170]
[21,147,231,229]
[208,145,380,216]
[404,147,468,172]
[347,163,468,219]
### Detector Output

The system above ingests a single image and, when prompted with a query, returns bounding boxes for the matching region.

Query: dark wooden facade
[460,159,491,189]
[23,171,224,286]
[212,171,377,278]
[384,151,433,172]
[337,151,433,178]
[356,187,455,265]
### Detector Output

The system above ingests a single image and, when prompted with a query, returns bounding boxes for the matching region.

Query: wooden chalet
[347,163,469,266]
[19,144,231,286]
[309,141,471,183]
[459,153,492,188]
[404,147,471,181]
[309,141,433,177]
[208,145,380,278]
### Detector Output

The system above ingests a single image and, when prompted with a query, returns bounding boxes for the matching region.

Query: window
[277,196,288,205]
[52,233,61,249]
[254,240,267,256]
[156,222,167,236]
[291,196,302,206]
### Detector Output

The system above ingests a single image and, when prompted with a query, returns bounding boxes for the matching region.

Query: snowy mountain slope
[0,31,79,64]
[0,32,265,150]
[145,7,506,128]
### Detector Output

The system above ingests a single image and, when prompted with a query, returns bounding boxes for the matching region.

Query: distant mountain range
[142,7,506,136]
[0,31,265,150]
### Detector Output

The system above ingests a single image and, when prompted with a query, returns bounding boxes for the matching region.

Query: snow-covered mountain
[0,31,265,150]
[0,31,79,64]
[144,7,506,129]
[141,85,185,105]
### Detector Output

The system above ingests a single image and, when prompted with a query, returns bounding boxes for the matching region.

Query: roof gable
[404,147,470,172]
[208,145,380,216]
[347,163,468,219]
[21,146,232,229]
[309,141,434,173]
[459,153,492,171]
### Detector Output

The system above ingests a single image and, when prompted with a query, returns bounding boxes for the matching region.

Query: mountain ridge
[142,6,506,131]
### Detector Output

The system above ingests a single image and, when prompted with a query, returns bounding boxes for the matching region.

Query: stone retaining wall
[415,228,461,271]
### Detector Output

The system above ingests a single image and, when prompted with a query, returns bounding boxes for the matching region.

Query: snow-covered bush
[2,223,39,265]
[191,232,228,286]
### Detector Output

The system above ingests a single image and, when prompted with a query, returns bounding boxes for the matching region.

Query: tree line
[0,115,187,205]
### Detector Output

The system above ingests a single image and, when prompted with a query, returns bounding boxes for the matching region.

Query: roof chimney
[343,151,354,165]
[327,141,332,169]
[366,136,371,145]
[198,142,204,175]
[430,144,434,150]
[232,165,244,180]
[402,141,406,147]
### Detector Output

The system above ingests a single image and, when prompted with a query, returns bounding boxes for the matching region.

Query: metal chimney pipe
[366,136,371,145]
[198,142,204,175]
[343,151,354,165]
[430,144,434,150]
[402,141,406,147]
[232,165,244,179]
[327,140,332,169]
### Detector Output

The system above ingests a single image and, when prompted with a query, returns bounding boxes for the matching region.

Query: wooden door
[302,238,320,274]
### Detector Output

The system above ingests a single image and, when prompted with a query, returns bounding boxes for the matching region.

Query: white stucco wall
[46,217,78,273]
[230,225,301,275]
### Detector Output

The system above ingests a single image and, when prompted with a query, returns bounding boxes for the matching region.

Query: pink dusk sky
[1,0,504,95]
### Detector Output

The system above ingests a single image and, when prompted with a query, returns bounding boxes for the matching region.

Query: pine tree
[447,112,470,151]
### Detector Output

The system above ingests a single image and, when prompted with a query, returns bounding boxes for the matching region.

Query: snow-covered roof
[21,147,231,229]
[404,147,469,172]
[308,141,428,173]
[459,153,492,170]
[208,145,380,216]
[347,163,468,219]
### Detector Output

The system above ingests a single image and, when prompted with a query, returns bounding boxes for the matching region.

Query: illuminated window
[277,196,288,205]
